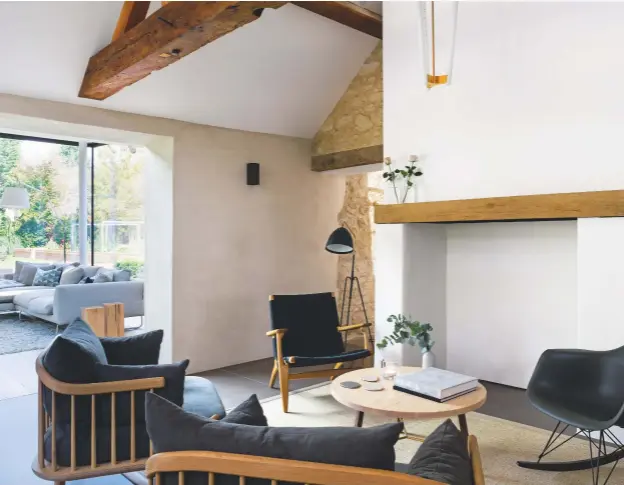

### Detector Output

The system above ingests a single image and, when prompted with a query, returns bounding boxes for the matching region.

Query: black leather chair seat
[286,349,371,368]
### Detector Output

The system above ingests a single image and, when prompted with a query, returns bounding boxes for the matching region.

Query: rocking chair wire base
[517,421,624,485]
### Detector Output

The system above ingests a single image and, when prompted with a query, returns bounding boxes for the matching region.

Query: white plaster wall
[382,2,624,386]
[144,136,174,364]
[0,94,344,373]
[446,222,578,388]
[384,2,624,200]
[577,218,624,351]
[374,224,408,366]
[403,224,447,369]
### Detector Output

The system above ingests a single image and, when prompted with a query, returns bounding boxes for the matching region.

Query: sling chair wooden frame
[267,317,371,413]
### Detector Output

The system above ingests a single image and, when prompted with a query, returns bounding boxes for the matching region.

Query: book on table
[393,368,479,403]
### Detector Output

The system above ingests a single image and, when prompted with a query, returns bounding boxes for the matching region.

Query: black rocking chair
[518,346,624,485]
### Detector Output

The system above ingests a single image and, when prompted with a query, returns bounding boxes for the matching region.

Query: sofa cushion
[95,359,189,425]
[41,319,108,426]
[407,419,473,485]
[13,289,55,309]
[0,280,24,295]
[113,269,132,282]
[93,269,113,283]
[100,330,163,365]
[42,318,108,383]
[28,295,54,315]
[146,393,402,470]
[59,266,84,285]
[18,263,54,285]
[182,376,226,420]
[80,265,101,278]
[32,267,63,287]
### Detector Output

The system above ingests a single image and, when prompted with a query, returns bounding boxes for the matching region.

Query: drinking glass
[381,360,399,380]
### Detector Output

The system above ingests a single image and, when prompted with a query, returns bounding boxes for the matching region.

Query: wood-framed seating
[145,435,486,485]
[32,355,164,485]
[267,292,372,412]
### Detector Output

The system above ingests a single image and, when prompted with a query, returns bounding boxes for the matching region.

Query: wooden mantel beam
[79,1,285,100]
[292,2,382,39]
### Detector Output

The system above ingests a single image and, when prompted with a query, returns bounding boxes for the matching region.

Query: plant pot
[422,350,435,369]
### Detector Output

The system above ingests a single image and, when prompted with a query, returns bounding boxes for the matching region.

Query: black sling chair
[267,292,371,413]
[518,346,624,485]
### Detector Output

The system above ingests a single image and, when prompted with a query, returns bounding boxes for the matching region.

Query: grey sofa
[0,262,144,328]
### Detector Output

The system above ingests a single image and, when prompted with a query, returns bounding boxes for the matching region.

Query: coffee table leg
[355,411,364,427]
[458,414,469,437]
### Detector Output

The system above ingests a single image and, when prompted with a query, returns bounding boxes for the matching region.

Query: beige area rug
[259,384,624,485]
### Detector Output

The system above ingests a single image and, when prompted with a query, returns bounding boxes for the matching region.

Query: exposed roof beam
[311,145,383,172]
[79,1,285,100]
[112,1,151,41]
[292,2,382,39]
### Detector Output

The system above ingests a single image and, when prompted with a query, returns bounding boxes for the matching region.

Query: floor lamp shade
[325,227,354,254]
[0,187,30,209]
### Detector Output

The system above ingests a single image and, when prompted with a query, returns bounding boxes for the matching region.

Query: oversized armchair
[32,318,224,485]
[518,346,624,485]
[267,292,371,412]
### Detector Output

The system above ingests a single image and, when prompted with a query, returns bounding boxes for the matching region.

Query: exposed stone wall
[312,41,382,158]
[336,174,383,341]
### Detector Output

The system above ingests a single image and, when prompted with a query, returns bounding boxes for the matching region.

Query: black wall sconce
[247,162,260,185]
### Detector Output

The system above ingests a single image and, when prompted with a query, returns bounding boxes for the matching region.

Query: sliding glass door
[0,135,79,270]
[89,144,145,277]
[0,134,145,275]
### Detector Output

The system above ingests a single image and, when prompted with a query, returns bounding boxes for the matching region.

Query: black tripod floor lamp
[325,227,374,347]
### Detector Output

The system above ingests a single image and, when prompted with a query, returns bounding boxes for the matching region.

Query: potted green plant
[377,314,436,369]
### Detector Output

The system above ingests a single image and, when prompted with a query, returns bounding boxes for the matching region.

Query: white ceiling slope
[0,2,377,138]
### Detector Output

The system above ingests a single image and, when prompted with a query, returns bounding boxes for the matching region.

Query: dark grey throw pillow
[41,319,108,425]
[100,330,164,365]
[407,419,473,485]
[146,393,402,471]
[221,394,267,426]
[95,359,189,425]
[42,318,108,383]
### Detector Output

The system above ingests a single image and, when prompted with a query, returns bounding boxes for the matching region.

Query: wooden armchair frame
[267,320,371,413]
[145,435,486,485]
[32,355,165,485]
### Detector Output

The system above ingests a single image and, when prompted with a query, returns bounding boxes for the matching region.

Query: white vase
[422,351,435,369]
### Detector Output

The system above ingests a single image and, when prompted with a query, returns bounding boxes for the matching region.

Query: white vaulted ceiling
[0,2,378,137]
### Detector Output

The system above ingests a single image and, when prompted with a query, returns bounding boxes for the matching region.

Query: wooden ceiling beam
[112,1,151,42]
[292,2,382,39]
[79,1,285,100]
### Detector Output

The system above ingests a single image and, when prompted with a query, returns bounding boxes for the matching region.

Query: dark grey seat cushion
[407,419,473,485]
[183,376,226,419]
[100,330,164,365]
[146,393,402,480]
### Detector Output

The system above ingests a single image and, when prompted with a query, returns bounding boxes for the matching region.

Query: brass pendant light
[420,1,459,89]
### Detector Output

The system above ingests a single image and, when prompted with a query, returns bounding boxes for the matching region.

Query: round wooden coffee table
[331,366,487,439]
